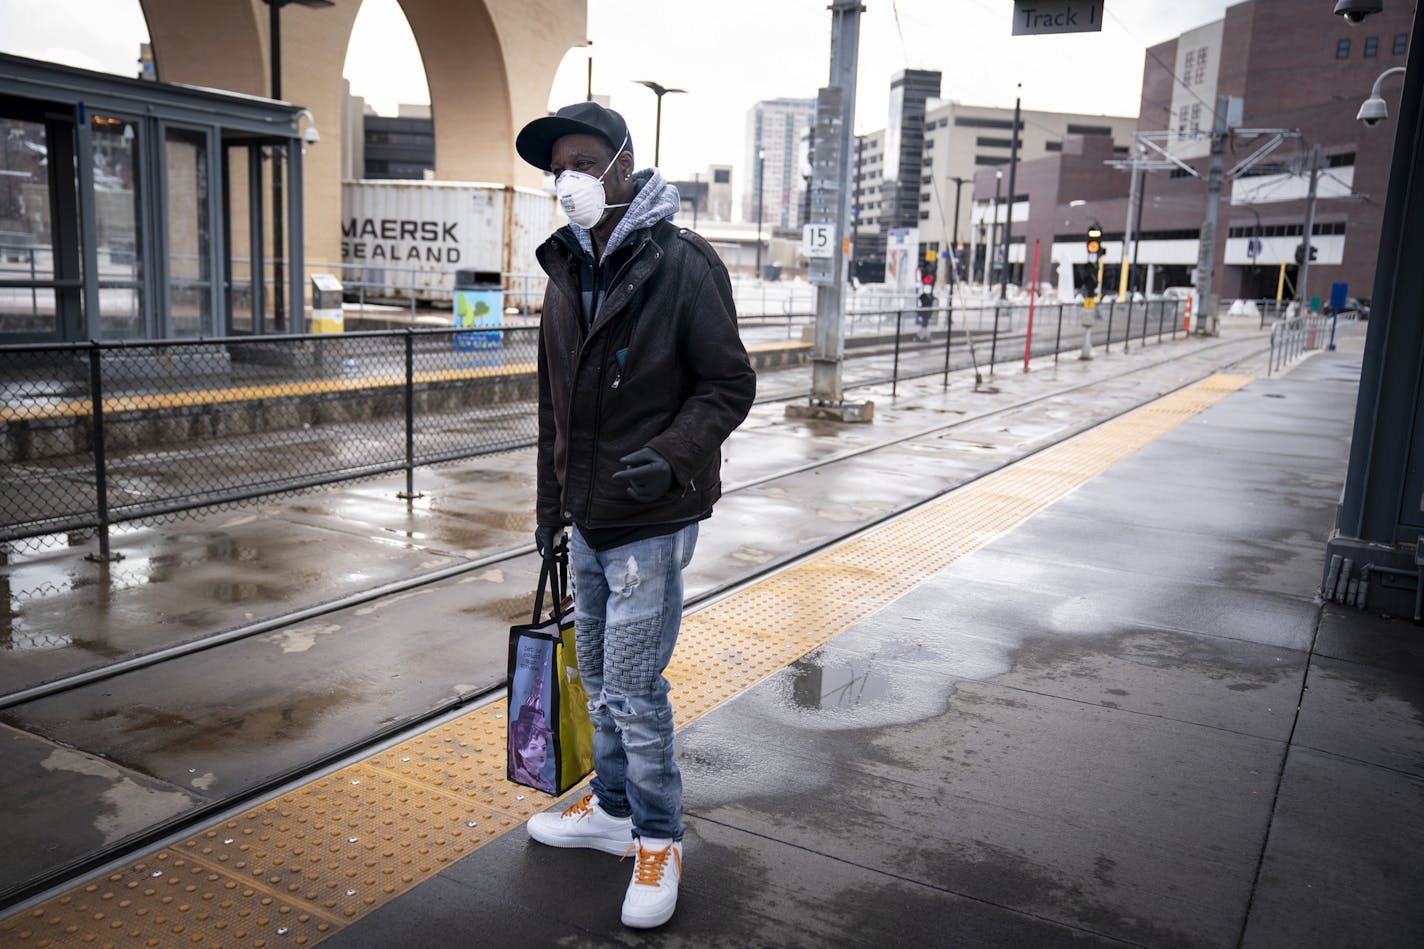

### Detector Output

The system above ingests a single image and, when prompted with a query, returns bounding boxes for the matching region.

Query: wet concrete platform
[7,322,1419,947]
[320,339,1423,948]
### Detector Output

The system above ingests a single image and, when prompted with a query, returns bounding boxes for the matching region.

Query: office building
[743,98,815,230]
[853,97,1135,283]
[973,0,1410,302]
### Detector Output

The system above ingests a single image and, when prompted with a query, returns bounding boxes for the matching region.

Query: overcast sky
[0,0,1236,180]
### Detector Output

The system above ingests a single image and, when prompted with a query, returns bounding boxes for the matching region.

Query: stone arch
[137,0,583,267]
[400,0,583,188]
[138,0,267,97]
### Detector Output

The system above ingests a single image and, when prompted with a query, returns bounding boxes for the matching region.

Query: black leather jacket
[534,219,756,529]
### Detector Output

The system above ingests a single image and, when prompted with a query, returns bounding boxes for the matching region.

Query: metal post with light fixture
[634,80,685,168]
[948,175,968,283]
[1000,87,1021,300]
[1359,66,1407,126]
[262,0,332,333]
[989,170,1002,290]
[755,148,765,278]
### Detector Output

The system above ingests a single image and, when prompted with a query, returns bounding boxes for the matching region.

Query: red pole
[1023,239,1041,372]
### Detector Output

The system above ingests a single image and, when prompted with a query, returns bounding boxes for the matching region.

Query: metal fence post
[942,297,954,388]
[1157,300,1165,343]
[989,300,1000,375]
[1105,300,1116,355]
[398,329,422,500]
[85,343,121,563]
[1054,303,1064,365]
[892,310,903,398]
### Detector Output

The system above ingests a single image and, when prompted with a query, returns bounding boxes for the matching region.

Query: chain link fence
[2,295,1191,556]
[1,326,539,556]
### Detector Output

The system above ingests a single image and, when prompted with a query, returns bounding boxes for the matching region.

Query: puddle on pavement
[788,656,892,710]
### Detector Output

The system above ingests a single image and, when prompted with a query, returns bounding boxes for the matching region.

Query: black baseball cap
[516,101,632,172]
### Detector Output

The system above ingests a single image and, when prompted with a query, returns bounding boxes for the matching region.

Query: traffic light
[1081,268,1099,298]
[919,264,935,308]
[1086,224,1104,261]
[1294,243,1318,265]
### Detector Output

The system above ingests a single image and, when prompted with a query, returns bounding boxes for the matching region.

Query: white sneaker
[527,793,633,856]
[620,838,682,929]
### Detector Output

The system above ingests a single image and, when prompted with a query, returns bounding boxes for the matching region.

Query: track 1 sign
[1012,1,1104,35]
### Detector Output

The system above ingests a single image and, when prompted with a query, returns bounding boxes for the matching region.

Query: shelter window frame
[84,109,150,340]
[0,52,306,343]
[156,120,223,339]
[0,96,83,343]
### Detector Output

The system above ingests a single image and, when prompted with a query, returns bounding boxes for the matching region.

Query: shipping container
[340,180,556,309]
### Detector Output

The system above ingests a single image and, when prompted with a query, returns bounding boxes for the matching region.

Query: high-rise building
[852,93,1135,283]
[881,70,943,234]
[922,101,1136,281]
[743,98,815,229]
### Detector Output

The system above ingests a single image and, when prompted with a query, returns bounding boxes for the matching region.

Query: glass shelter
[0,53,307,342]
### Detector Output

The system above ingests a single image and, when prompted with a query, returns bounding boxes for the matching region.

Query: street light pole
[948,175,967,282]
[262,0,332,333]
[585,41,593,101]
[634,80,686,167]
[1000,87,1021,300]
[989,170,1002,291]
[755,148,765,278]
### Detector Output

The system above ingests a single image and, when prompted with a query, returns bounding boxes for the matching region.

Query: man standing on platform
[515,101,755,929]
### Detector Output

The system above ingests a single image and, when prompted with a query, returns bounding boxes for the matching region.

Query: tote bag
[506,541,594,795]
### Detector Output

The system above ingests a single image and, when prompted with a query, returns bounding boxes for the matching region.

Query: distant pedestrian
[515,102,756,930]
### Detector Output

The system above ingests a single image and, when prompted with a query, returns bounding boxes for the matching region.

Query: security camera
[1357,95,1389,126]
[303,125,320,146]
[1334,0,1384,25]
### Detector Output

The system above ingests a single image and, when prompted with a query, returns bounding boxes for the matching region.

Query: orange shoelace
[561,793,595,820]
[631,844,679,886]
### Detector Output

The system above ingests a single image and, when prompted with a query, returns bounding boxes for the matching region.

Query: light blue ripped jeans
[570,522,698,841]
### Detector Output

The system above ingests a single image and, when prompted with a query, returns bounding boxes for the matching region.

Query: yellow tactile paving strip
[0,373,1251,947]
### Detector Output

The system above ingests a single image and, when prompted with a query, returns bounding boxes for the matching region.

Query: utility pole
[948,175,967,283]
[1119,153,1141,299]
[1000,88,1021,299]
[789,0,868,422]
[989,171,1002,290]
[1298,144,1321,309]
[268,0,287,333]
[1193,94,1231,335]
[1132,155,1149,292]
[755,148,765,277]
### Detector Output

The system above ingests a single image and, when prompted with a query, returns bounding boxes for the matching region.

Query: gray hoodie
[570,168,681,261]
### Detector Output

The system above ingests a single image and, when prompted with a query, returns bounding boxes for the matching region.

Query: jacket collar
[538,222,669,337]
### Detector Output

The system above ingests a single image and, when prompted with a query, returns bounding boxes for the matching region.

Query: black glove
[534,525,566,559]
[612,448,672,502]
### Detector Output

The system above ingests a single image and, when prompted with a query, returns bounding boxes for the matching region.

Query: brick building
[972,0,1413,303]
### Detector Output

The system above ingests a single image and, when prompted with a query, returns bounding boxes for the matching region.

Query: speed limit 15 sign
[803,224,834,258]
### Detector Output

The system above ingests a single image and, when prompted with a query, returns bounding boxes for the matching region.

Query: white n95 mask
[555,133,630,229]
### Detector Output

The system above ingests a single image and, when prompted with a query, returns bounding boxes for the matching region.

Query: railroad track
[0,330,1276,908]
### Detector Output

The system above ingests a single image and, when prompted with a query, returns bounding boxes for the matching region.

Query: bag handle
[531,535,570,624]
